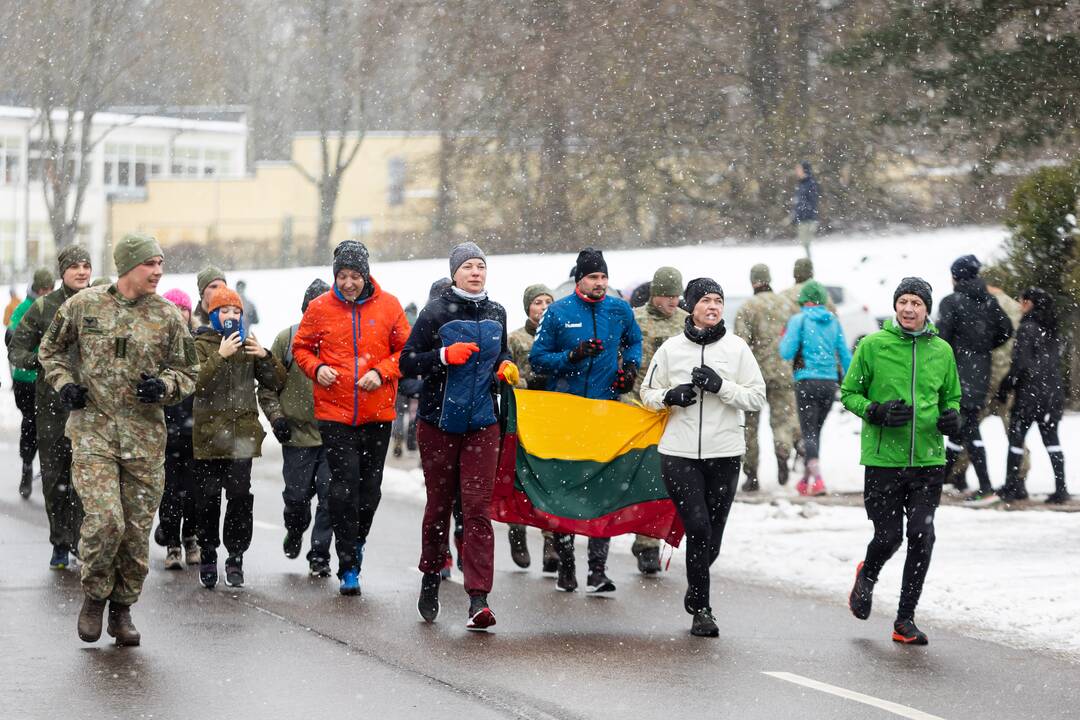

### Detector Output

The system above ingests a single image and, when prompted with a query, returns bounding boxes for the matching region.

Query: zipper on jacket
[584,302,597,397]
[698,344,705,459]
[468,300,480,431]
[909,336,917,465]
[351,303,361,426]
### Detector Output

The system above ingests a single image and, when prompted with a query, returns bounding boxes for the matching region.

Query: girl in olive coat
[193,287,286,589]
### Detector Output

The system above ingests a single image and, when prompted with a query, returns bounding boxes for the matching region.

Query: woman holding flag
[641,278,766,637]
[400,242,517,631]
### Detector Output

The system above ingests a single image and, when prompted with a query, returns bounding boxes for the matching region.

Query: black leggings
[195,458,254,564]
[945,406,992,492]
[861,466,943,621]
[795,380,836,461]
[1005,409,1066,495]
[13,380,37,464]
[661,455,740,614]
[158,437,198,546]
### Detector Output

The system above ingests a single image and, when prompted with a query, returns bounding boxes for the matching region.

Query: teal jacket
[840,318,961,468]
[7,297,37,383]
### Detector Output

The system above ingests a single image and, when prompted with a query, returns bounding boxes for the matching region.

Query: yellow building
[110,132,441,268]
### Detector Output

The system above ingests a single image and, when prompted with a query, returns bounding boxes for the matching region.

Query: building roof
[0,105,246,135]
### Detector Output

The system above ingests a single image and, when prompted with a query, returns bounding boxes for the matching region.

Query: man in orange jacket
[292,240,411,595]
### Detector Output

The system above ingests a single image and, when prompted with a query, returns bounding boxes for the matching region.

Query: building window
[171,146,233,178]
[0,137,21,185]
[349,218,373,238]
[387,157,406,206]
[104,143,165,189]
[27,140,79,185]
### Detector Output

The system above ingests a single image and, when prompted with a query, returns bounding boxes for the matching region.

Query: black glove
[664,383,697,408]
[865,399,913,427]
[59,383,89,410]
[691,365,723,394]
[272,417,292,443]
[568,338,604,363]
[936,408,962,437]
[611,365,637,394]
[135,373,167,404]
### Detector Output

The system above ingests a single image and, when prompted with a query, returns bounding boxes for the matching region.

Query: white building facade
[0,106,246,282]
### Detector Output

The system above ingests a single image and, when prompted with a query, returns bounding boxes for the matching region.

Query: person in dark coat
[935,255,1013,498]
[997,287,1070,504]
[793,161,820,258]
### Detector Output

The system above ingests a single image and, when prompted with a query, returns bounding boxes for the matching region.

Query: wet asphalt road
[2,445,1078,720]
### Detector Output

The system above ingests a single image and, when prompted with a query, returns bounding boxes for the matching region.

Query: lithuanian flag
[492,388,684,546]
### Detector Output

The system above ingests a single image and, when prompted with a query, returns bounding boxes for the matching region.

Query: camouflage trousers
[743,382,800,481]
[72,454,165,605]
[947,395,1030,485]
[38,420,83,551]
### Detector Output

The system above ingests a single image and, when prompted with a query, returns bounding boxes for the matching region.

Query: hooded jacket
[840,318,961,468]
[935,278,1012,410]
[292,276,410,427]
[778,305,852,382]
[1001,315,1064,419]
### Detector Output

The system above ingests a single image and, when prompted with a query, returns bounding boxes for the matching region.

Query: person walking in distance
[9,246,93,569]
[734,263,800,492]
[39,233,198,646]
[530,247,643,593]
[792,161,820,259]
[640,278,766,637]
[402,242,515,630]
[843,277,961,646]
[192,286,286,589]
[778,280,852,496]
[292,241,410,595]
[258,279,337,578]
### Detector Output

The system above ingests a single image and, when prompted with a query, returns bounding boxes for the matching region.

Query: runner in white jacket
[641,277,766,637]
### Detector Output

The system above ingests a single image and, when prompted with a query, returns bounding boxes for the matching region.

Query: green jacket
[7,296,38,382]
[840,318,961,468]
[193,327,287,460]
[257,325,322,448]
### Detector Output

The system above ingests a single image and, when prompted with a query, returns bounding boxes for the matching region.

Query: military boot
[107,602,141,646]
[77,595,107,642]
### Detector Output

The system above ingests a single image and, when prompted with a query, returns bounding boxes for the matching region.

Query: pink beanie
[162,288,192,312]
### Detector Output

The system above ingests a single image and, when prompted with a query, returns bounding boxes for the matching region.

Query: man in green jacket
[7,267,55,498]
[8,247,93,569]
[841,276,962,647]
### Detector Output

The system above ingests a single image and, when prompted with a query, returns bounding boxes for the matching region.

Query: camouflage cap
[522,283,554,312]
[57,244,92,275]
[650,267,683,298]
[793,257,814,283]
[197,265,226,296]
[750,263,771,286]
[31,267,55,292]
[113,233,163,276]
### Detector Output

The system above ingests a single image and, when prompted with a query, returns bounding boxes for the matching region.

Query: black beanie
[684,277,724,310]
[893,276,934,314]
[574,248,608,283]
[333,240,370,279]
[302,279,330,313]
[950,254,981,281]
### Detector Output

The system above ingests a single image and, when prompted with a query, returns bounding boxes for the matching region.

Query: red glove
[444,342,480,365]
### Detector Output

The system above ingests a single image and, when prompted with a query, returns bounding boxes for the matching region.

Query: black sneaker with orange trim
[892,618,928,645]
[848,562,874,620]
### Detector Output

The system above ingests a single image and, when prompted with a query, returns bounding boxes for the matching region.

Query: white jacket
[641,330,766,459]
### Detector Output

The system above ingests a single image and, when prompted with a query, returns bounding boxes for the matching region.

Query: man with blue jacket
[530,247,643,593]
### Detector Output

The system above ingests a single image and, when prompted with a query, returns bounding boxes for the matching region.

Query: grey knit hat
[449,242,486,278]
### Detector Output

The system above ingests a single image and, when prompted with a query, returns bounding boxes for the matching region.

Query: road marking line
[763,672,946,720]
[253,520,281,531]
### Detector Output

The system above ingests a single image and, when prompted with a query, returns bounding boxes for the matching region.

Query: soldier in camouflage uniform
[40,234,197,647]
[629,267,687,573]
[946,285,1030,490]
[506,283,555,570]
[8,245,93,569]
[735,264,801,491]
[781,258,837,314]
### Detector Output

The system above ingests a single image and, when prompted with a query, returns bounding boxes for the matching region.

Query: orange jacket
[292,276,410,425]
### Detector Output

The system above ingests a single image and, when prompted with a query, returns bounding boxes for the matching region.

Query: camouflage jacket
[735,289,799,385]
[508,321,546,390]
[781,282,837,314]
[631,302,688,400]
[39,285,198,461]
[989,288,1021,396]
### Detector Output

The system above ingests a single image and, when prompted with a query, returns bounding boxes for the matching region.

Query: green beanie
[197,265,226,296]
[31,267,55,292]
[798,279,829,306]
[57,244,92,276]
[750,263,771,286]
[650,267,683,298]
[793,257,814,283]
[522,283,554,313]
[113,233,164,276]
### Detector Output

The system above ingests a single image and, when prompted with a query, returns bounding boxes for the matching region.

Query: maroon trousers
[417,420,499,596]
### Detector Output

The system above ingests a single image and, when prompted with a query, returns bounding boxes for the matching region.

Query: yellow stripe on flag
[513,388,668,462]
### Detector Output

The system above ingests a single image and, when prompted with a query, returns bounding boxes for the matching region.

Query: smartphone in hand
[221,318,246,342]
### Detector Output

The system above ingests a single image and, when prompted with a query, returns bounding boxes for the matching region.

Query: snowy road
[3,443,1078,720]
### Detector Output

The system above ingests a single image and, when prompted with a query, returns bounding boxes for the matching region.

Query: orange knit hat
[207,286,243,315]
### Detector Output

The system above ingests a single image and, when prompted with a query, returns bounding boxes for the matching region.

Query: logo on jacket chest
[564,322,583,329]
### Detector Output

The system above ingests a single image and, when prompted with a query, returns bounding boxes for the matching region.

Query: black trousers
[1005,408,1066,495]
[795,380,836,461]
[319,421,392,576]
[945,406,991,492]
[861,466,943,621]
[13,380,37,463]
[195,458,254,564]
[661,454,741,613]
[158,437,198,547]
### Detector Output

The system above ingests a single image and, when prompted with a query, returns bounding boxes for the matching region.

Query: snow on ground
[3,224,1077,659]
